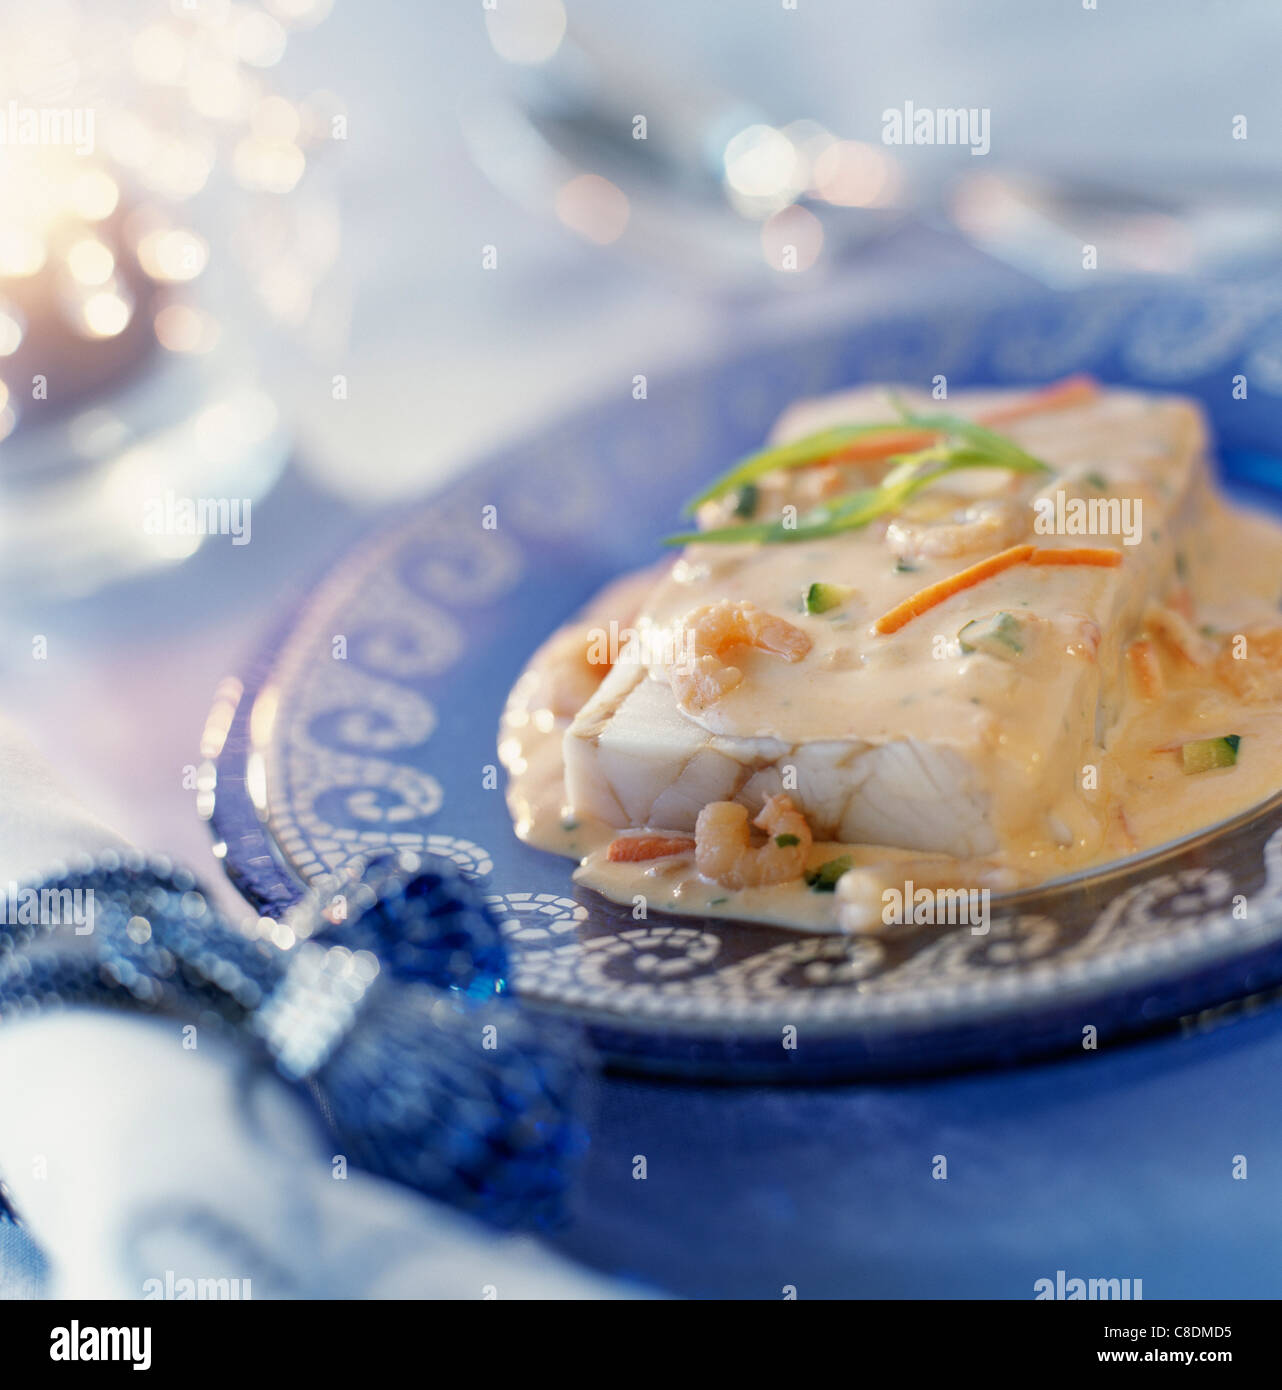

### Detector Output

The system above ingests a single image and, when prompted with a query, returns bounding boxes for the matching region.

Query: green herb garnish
[774,833,801,848]
[805,855,853,892]
[679,420,930,517]
[732,483,759,518]
[666,403,1049,547]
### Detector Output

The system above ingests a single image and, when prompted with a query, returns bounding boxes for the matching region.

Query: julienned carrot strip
[829,375,1100,468]
[830,427,938,463]
[978,374,1100,427]
[1026,547,1123,568]
[873,543,1122,634]
[607,834,696,863]
[873,545,1034,635]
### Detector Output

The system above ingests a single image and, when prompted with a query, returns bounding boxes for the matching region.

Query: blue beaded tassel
[0,851,587,1229]
[312,850,510,999]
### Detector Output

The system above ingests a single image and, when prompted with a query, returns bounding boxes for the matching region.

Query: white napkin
[0,721,625,1300]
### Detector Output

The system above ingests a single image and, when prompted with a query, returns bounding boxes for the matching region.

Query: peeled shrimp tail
[695,794,812,889]
[669,601,811,714]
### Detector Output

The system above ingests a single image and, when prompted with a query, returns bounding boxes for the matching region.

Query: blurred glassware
[460,22,909,294]
[947,169,1282,287]
[464,10,1282,294]
[0,0,341,599]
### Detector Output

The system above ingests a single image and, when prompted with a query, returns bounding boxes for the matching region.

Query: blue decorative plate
[210,281,1282,1079]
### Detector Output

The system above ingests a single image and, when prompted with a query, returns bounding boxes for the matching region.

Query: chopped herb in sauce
[775,833,801,847]
[805,855,853,892]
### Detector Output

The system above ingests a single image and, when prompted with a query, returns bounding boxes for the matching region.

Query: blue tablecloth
[6,994,1280,1298]
[551,999,1282,1298]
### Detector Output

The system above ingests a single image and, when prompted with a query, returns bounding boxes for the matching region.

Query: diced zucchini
[805,581,855,615]
[958,611,1024,657]
[1181,735,1241,775]
[805,855,852,892]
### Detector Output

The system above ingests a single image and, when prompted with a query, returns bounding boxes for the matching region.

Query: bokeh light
[264,0,334,29]
[133,24,188,85]
[137,228,210,283]
[0,227,46,278]
[233,134,306,192]
[76,287,134,339]
[724,124,801,205]
[66,238,116,287]
[485,0,567,65]
[155,302,221,353]
[68,170,121,221]
[812,139,899,207]
[0,306,24,356]
[232,9,288,67]
[554,174,630,245]
[761,204,824,273]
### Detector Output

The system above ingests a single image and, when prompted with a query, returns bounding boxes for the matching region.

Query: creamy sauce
[498,384,1282,933]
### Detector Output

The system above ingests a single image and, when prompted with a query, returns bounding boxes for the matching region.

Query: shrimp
[686,598,812,661]
[1215,627,1282,701]
[669,654,746,712]
[669,600,811,713]
[695,794,813,889]
[886,499,1023,563]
